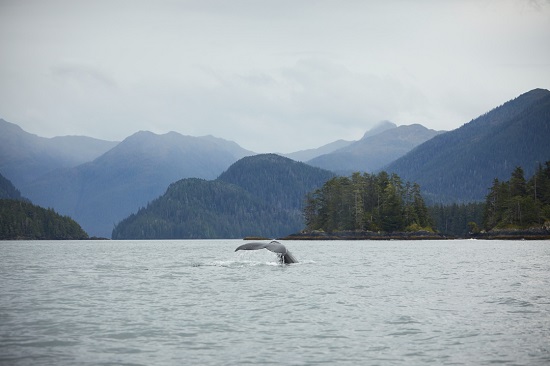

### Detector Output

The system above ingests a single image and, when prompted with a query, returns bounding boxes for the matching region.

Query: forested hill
[0,199,88,240]
[112,154,335,239]
[217,154,335,210]
[111,179,296,239]
[385,88,550,203]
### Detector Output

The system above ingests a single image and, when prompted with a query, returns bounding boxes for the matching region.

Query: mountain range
[0,116,431,237]
[1,88,550,238]
[17,130,254,237]
[307,122,443,174]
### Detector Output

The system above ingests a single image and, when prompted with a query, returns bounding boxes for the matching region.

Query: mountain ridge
[307,123,443,174]
[3,88,549,238]
[385,88,550,202]
[0,118,119,187]
[361,120,397,139]
[21,130,255,237]
[0,172,25,200]
[283,139,354,162]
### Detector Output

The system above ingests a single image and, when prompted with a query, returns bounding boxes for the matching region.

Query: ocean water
[1,239,549,365]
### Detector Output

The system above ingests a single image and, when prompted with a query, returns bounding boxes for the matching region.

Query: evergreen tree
[430,202,485,237]
[303,171,432,233]
[509,166,527,197]
[482,162,550,230]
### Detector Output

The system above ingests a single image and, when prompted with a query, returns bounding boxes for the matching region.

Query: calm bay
[1,239,549,365]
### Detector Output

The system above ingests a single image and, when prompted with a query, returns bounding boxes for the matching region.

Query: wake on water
[213,258,314,268]
[187,251,315,268]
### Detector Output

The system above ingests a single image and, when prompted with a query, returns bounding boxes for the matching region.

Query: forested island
[0,199,89,240]
[303,171,433,233]
[475,162,550,239]
[292,162,550,240]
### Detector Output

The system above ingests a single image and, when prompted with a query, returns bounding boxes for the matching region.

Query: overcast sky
[1,0,549,153]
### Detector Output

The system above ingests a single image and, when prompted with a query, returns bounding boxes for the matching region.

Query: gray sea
[1,239,549,365]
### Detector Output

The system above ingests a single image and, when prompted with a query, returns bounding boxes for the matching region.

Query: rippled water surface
[1,239,549,365]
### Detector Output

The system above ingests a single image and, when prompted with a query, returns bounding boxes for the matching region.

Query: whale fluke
[235,240,298,264]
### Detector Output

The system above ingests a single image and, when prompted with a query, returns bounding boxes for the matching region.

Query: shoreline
[279,229,550,241]
[279,231,452,241]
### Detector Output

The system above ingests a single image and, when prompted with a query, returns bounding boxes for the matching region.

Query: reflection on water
[1,239,549,365]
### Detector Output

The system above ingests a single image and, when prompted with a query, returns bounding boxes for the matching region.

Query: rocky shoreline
[279,230,451,240]
[279,228,550,241]
[470,228,550,240]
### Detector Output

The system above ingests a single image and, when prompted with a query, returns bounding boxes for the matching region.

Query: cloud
[129,58,429,152]
[0,0,548,153]
[524,0,550,11]
[51,62,117,88]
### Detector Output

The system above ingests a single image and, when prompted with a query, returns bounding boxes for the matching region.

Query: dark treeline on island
[299,161,550,239]
[303,172,433,233]
[414,161,550,238]
[0,199,89,240]
[428,203,485,237]
[482,162,550,233]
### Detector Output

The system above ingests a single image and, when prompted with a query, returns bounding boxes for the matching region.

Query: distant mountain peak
[361,120,397,140]
[307,122,442,174]
[1,118,118,187]
[523,88,550,97]
[284,139,353,162]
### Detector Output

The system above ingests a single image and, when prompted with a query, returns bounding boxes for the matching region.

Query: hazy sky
[1,0,549,153]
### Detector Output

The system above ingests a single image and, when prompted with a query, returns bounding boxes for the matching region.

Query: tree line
[303,161,550,236]
[483,161,550,231]
[303,171,432,233]
[429,202,485,237]
[0,199,89,240]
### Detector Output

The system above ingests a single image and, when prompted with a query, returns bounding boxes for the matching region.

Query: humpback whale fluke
[235,241,298,264]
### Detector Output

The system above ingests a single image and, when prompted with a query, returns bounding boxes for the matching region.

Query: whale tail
[279,252,298,264]
[235,240,298,264]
